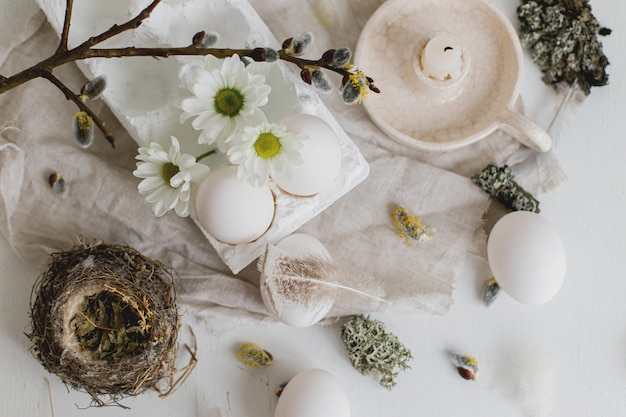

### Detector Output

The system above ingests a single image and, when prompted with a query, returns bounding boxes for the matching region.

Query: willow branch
[0,0,358,94]
[86,46,251,59]
[0,0,161,94]
[278,50,352,76]
[58,0,74,52]
[0,46,352,94]
[0,0,376,147]
[40,70,115,148]
[85,0,161,49]
[83,47,353,77]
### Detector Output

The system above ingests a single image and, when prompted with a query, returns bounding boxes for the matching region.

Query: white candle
[420,33,463,81]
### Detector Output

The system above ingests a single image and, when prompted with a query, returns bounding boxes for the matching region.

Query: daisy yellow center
[254,133,281,159]
[162,162,179,186]
[214,88,245,117]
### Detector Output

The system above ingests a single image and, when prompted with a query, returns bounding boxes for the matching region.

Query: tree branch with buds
[0,0,378,148]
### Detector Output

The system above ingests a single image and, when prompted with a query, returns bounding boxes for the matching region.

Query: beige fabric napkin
[0,0,564,324]
[0,0,42,67]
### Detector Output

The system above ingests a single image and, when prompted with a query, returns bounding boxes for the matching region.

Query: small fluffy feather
[498,348,554,417]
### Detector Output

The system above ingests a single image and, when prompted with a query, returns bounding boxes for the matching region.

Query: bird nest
[28,241,188,406]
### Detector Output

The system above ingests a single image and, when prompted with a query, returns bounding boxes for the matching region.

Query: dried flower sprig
[0,0,378,147]
[340,315,412,390]
[472,164,540,213]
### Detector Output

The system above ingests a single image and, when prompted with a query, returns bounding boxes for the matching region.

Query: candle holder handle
[498,107,552,152]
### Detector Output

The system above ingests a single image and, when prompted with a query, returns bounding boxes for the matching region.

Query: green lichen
[340,315,412,390]
[517,0,610,95]
[471,164,540,213]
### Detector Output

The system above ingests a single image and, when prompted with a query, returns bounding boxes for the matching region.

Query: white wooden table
[1,0,625,416]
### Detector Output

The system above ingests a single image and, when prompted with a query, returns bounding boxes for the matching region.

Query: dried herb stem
[75,310,116,332]
[45,377,55,417]
[155,326,198,398]
[546,84,577,134]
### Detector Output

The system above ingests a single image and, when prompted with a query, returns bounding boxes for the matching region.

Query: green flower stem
[196,149,216,162]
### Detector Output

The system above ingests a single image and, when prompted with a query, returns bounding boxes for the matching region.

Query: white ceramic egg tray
[36,0,369,273]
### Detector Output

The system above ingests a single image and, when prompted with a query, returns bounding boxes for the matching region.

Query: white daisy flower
[179,55,271,151]
[133,136,210,217]
[227,122,305,187]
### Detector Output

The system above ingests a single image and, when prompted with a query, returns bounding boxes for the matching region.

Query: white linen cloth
[0,0,565,324]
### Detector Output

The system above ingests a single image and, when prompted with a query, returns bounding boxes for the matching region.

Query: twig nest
[29,241,179,405]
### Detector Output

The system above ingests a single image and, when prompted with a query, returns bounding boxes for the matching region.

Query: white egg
[260,233,334,327]
[274,368,351,417]
[487,211,566,305]
[272,113,343,196]
[195,165,275,245]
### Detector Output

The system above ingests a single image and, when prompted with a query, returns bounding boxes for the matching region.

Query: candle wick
[444,46,454,52]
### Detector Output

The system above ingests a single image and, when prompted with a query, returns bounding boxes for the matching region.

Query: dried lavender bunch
[340,315,412,390]
[518,0,610,95]
[472,164,540,213]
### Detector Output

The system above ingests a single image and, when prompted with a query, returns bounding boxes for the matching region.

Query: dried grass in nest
[28,240,192,407]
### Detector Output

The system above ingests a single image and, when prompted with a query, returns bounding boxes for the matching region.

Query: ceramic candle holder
[356,0,552,152]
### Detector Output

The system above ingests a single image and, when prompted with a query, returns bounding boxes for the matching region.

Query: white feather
[258,243,389,326]
[498,348,555,417]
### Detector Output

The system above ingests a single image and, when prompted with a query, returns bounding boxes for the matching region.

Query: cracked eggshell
[195,166,275,245]
[487,211,566,305]
[272,114,343,196]
[274,368,350,417]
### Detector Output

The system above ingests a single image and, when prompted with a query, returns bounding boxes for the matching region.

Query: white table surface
[1,1,625,416]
